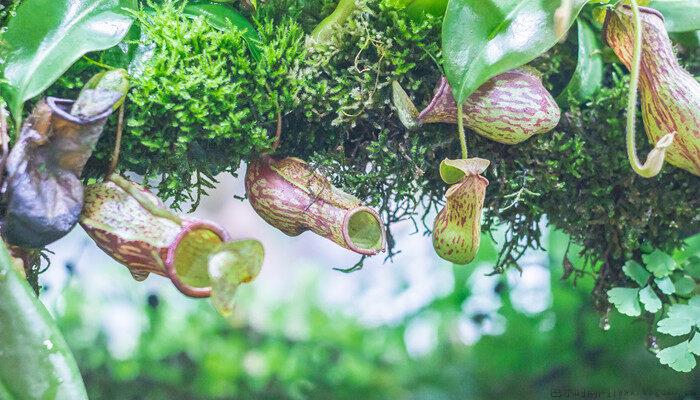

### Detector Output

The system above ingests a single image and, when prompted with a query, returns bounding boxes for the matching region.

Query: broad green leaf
[622,259,651,286]
[689,335,700,356]
[442,0,588,104]
[649,0,700,32]
[607,287,641,317]
[182,1,261,60]
[0,0,137,124]
[639,285,662,313]
[0,240,88,399]
[654,276,676,295]
[643,249,677,278]
[657,341,696,372]
[559,19,603,102]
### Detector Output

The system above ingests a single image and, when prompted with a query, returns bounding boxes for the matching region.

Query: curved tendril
[625,0,673,178]
[456,105,468,159]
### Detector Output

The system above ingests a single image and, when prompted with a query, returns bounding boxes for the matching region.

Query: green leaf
[391,81,420,129]
[643,249,677,278]
[639,285,662,313]
[182,2,261,60]
[657,341,696,372]
[657,298,700,336]
[607,287,641,317]
[0,0,137,123]
[622,259,651,286]
[654,276,676,295]
[0,240,88,399]
[559,19,603,102]
[689,335,700,356]
[685,256,700,279]
[672,274,696,296]
[442,0,588,103]
[649,0,700,32]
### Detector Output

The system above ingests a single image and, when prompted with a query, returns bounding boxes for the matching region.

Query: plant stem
[456,104,468,159]
[81,55,113,70]
[108,174,184,225]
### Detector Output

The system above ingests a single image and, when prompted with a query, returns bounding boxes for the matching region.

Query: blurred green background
[45,221,699,400]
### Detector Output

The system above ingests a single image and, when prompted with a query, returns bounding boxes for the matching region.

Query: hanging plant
[393,67,561,144]
[245,155,386,256]
[432,158,489,264]
[2,69,128,248]
[603,4,700,177]
[80,175,264,316]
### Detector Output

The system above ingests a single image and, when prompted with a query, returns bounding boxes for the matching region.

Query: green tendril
[625,0,671,178]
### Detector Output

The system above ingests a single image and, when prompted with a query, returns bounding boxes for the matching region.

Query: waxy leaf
[0,0,136,123]
[560,19,604,102]
[649,0,700,32]
[442,0,588,104]
[0,240,88,399]
[183,1,261,60]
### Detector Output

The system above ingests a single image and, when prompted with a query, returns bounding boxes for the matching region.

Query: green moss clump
[90,3,305,207]
[43,0,699,300]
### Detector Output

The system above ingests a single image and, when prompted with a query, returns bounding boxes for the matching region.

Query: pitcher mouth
[342,206,386,255]
[165,220,231,298]
[46,97,114,124]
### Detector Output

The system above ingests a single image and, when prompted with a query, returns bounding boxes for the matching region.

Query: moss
[42,0,699,301]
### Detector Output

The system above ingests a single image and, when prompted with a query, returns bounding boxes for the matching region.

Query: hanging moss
[42,0,699,304]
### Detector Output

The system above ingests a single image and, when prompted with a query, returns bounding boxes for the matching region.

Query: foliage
[52,230,700,399]
[606,234,700,371]
[2,0,699,379]
[648,0,700,32]
[441,0,587,103]
[559,19,603,102]
[0,240,87,400]
[37,0,700,288]
[0,0,136,127]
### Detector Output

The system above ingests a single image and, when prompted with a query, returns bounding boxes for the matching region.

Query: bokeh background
[39,169,700,400]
